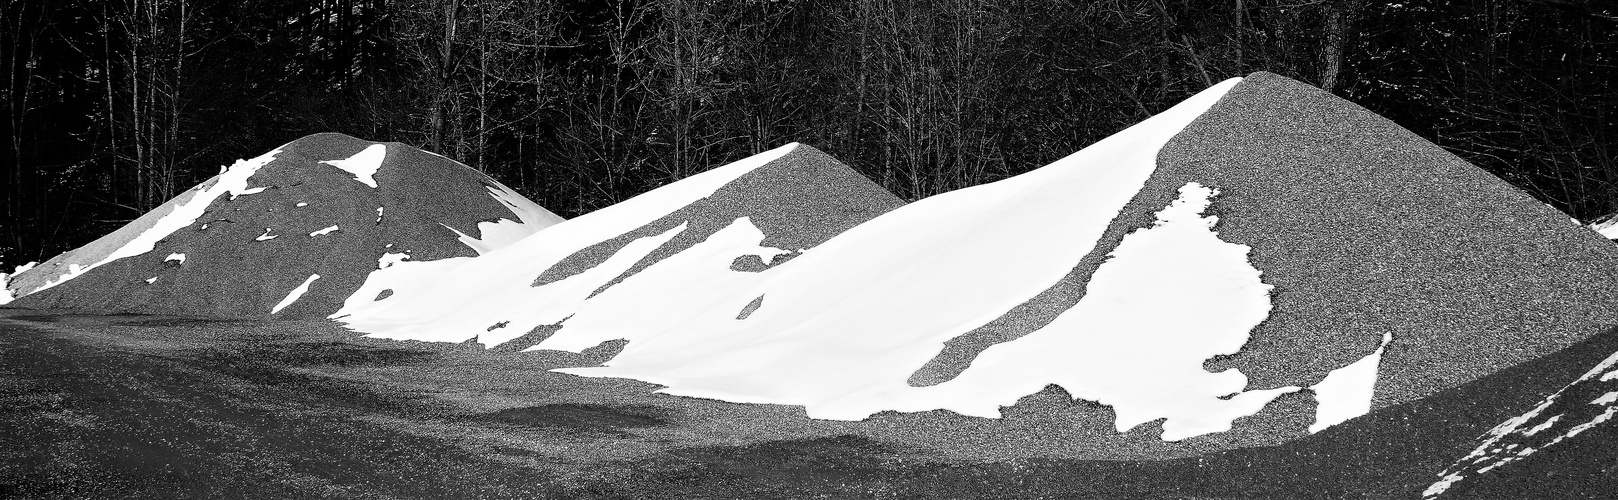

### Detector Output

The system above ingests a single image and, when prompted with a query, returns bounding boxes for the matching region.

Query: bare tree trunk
[102,1,120,208]
[430,0,461,153]
[1320,0,1359,93]
[165,0,186,202]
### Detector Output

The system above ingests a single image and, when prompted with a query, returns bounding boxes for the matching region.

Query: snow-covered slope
[335,73,1618,453]
[1589,213,1618,240]
[6,132,561,318]
[537,79,1286,441]
[332,143,905,346]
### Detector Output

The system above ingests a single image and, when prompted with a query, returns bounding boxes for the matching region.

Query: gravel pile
[8,132,558,319]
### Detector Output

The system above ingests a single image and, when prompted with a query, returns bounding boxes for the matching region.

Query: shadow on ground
[475,403,672,437]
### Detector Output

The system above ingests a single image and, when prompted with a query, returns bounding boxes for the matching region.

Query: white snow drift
[334,78,1377,440]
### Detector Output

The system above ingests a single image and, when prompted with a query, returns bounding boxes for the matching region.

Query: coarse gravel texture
[8,133,554,320]
[529,144,905,296]
[1154,72,1618,410]
[906,72,1618,459]
[5,309,1611,497]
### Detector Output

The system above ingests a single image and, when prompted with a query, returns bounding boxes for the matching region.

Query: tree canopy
[3,0,1615,268]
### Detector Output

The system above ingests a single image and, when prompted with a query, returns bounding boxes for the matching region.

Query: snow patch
[271,274,321,314]
[296,202,308,207]
[309,225,340,237]
[331,256,470,322]
[255,228,278,241]
[165,253,186,264]
[232,186,268,200]
[321,144,387,188]
[1523,415,1561,436]
[1591,215,1618,239]
[1309,332,1393,433]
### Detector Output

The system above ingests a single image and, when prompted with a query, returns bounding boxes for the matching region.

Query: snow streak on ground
[272,274,321,314]
[1425,349,1618,497]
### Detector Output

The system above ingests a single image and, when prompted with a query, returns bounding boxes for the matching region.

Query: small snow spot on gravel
[322,144,387,187]
[230,186,268,200]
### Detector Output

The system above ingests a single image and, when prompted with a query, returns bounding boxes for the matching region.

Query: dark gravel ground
[1,309,1607,499]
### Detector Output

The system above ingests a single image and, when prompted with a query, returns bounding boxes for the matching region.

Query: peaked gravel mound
[6,132,561,319]
[907,72,1618,457]
[531,143,904,292]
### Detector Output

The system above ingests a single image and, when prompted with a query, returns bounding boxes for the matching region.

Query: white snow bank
[272,274,321,314]
[332,143,801,343]
[535,79,1253,438]
[1594,219,1618,239]
[1309,332,1393,433]
[322,144,386,188]
[27,149,281,295]
[0,261,36,305]
[309,225,340,237]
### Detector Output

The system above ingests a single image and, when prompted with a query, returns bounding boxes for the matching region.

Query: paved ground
[0,310,1604,499]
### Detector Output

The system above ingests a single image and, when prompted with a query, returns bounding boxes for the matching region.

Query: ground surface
[1,310,1608,499]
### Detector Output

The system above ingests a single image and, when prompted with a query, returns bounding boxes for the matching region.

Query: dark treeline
[2,0,1615,268]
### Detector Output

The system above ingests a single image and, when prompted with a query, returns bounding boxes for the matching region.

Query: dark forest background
[2,0,1615,269]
